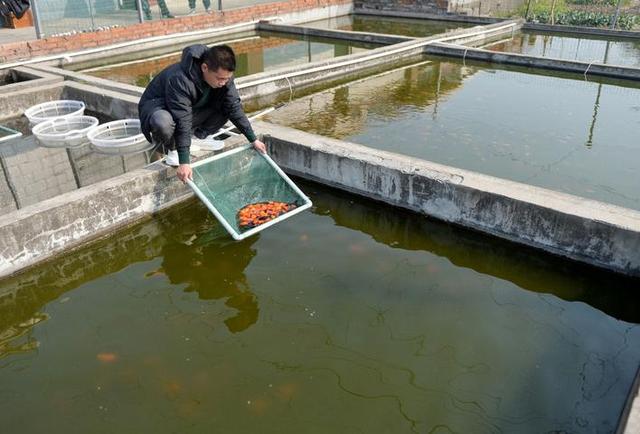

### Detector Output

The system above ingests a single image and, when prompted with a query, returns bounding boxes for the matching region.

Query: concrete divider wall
[0,67,66,115]
[237,21,520,101]
[63,81,141,120]
[0,67,63,94]
[26,64,146,97]
[0,82,65,120]
[524,23,640,40]
[257,22,413,44]
[0,81,140,122]
[257,121,640,277]
[425,42,640,81]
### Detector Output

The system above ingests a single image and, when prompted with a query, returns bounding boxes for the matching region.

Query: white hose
[584,61,596,79]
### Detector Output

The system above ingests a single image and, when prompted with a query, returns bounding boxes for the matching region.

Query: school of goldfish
[237,201,296,229]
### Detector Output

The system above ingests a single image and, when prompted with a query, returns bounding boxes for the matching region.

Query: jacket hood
[180,44,208,88]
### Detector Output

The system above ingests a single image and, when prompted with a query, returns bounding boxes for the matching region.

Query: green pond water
[304,14,475,37]
[487,31,640,68]
[1,181,639,433]
[265,58,640,211]
[83,32,372,87]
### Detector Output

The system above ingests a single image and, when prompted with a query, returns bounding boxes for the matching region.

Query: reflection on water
[305,14,474,37]
[83,32,372,87]
[0,312,47,359]
[0,180,639,433]
[488,31,640,67]
[266,58,640,210]
[152,219,260,333]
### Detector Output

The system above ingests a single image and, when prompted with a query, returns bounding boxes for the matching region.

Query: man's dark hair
[203,45,236,72]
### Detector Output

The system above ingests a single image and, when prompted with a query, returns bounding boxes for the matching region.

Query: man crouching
[139,44,266,182]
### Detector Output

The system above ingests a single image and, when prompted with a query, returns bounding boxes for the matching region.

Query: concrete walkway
[0,26,36,45]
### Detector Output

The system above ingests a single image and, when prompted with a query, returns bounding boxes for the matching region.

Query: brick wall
[354,0,449,14]
[0,0,352,63]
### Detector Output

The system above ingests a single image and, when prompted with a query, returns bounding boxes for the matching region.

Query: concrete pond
[1,10,639,434]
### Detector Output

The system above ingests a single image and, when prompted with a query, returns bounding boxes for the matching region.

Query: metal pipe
[611,0,623,29]
[87,0,96,32]
[136,0,145,23]
[30,0,45,39]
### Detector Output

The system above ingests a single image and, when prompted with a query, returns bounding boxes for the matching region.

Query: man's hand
[252,139,267,154]
[177,164,193,183]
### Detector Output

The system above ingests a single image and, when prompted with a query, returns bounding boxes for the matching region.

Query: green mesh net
[189,145,312,240]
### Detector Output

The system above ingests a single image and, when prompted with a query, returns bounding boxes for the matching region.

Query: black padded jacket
[139,44,256,164]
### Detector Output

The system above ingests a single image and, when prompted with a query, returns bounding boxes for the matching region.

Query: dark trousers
[149,109,229,155]
[141,0,171,20]
[188,0,211,9]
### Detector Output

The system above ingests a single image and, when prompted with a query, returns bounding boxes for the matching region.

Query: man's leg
[141,0,152,20]
[202,0,211,12]
[149,109,176,157]
[156,0,174,18]
[192,109,228,139]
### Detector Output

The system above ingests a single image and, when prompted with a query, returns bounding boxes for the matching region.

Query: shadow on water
[152,205,260,333]
[302,180,640,324]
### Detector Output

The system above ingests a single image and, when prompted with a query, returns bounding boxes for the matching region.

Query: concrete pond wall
[257,122,640,278]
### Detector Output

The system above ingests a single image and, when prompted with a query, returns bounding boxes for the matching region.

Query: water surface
[304,14,474,37]
[487,31,640,67]
[1,181,639,433]
[265,58,640,210]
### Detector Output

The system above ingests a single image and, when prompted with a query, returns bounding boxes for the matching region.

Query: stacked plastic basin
[27,100,151,154]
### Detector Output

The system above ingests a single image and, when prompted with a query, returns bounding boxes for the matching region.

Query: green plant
[567,0,618,6]
[528,10,638,29]
[519,0,569,18]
